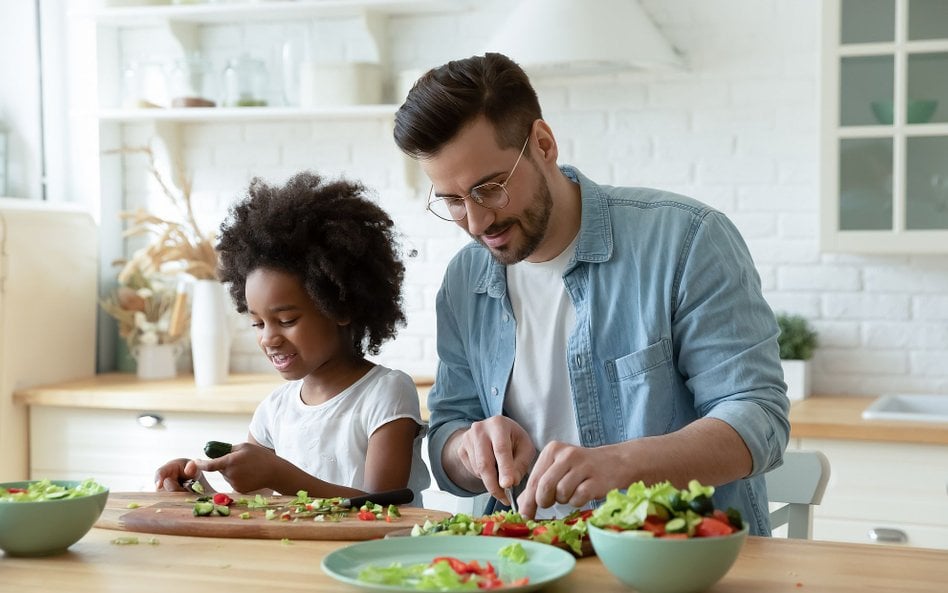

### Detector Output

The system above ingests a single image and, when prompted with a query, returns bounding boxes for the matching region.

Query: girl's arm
[361,417,421,493]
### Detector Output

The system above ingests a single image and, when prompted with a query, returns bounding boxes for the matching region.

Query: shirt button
[503,314,509,322]
[491,387,499,396]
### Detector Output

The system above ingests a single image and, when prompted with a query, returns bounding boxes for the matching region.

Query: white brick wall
[116,0,948,396]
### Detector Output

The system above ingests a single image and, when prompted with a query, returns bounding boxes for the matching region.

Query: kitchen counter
[15,376,947,445]
[3,524,945,592]
[14,372,434,419]
[790,396,948,445]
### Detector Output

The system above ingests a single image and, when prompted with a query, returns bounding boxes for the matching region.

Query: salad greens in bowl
[0,479,109,557]
[588,480,747,593]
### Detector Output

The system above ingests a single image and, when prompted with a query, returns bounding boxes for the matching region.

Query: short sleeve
[359,368,424,437]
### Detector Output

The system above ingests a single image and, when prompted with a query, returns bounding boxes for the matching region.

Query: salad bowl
[0,479,109,557]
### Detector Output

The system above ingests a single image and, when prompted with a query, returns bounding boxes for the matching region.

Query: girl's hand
[154,457,200,492]
[191,442,286,493]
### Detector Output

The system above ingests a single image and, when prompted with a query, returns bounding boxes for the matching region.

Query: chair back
[765,449,831,539]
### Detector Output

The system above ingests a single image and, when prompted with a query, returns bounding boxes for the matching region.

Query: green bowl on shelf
[870,99,938,124]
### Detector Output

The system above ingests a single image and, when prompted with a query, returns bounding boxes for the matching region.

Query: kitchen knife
[342,488,414,508]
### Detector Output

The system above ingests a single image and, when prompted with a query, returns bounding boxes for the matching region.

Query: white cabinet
[794,437,948,549]
[820,0,948,253]
[30,406,249,492]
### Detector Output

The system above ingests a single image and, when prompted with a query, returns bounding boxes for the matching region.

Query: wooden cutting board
[96,492,450,541]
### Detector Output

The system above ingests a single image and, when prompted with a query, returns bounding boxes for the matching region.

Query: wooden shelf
[93,105,399,123]
[74,0,472,26]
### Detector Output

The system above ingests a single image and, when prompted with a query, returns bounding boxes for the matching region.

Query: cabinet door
[821,0,948,253]
[797,437,948,549]
[30,407,249,492]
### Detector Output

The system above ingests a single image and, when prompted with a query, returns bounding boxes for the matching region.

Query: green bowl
[589,523,747,593]
[870,99,938,124]
[0,480,109,557]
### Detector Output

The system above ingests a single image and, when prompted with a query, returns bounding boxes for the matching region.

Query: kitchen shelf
[95,104,399,123]
[74,0,472,26]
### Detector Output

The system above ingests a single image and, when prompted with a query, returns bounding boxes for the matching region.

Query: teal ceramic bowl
[870,99,938,124]
[0,480,109,557]
[589,523,748,593]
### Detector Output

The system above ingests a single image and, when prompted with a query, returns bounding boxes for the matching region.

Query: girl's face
[245,267,352,381]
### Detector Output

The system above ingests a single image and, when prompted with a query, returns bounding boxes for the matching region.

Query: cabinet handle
[868,527,907,544]
[137,413,164,429]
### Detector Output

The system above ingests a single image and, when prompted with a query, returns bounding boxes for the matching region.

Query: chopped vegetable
[590,479,743,538]
[410,509,591,556]
[0,479,106,503]
[358,553,530,590]
[497,542,528,564]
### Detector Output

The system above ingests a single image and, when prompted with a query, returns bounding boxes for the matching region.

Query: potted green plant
[776,313,818,401]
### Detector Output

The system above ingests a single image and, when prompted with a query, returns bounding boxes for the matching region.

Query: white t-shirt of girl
[249,364,430,502]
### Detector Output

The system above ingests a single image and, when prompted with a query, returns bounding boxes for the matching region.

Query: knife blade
[504,486,519,513]
[342,487,414,508]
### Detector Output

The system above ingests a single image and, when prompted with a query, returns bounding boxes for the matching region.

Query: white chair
[765,449,831,539]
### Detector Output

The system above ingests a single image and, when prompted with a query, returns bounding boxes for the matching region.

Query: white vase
[190,280,231,387]
[781,359,812,402]
[134,343,179,381]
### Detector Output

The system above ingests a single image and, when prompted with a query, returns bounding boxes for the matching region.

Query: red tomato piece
[481,520,496,536]
[212,493,233,506]
[433,557,474,575]
[694,517,735,537]
[564,509,594,525]
[642,516,667,536]
[357,509,376,521]
[498,522,530,538]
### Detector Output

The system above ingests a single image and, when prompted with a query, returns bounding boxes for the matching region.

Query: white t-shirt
[505,238,582,518]
[249,364,430,502]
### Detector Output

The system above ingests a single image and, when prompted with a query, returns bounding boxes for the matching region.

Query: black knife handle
[347,487,414,508]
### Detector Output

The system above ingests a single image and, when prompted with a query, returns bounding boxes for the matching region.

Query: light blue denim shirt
[427,166,791,535]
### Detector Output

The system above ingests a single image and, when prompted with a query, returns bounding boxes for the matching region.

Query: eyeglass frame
[425,134,531,222]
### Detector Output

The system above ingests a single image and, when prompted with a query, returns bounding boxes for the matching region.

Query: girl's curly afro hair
[216,171,406,357]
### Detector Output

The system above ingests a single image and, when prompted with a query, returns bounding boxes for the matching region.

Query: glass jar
[121,59,168,109]
[168,54,216,108]
[222,55,268,107]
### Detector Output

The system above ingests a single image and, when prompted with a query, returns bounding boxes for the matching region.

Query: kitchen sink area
[861,394,948,423]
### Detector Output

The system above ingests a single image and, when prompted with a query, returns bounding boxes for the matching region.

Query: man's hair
[394,53,542,158]
[216,171,406,356]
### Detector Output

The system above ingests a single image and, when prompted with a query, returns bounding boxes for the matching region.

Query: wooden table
[2,526,946,592]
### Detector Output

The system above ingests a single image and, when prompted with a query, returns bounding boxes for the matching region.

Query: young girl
[154,172,429,500]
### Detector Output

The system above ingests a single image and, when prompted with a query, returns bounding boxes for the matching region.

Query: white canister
[299,62,382,107]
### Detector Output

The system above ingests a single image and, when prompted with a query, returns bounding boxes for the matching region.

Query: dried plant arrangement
[100,141,217,352]
[107,143,219,281]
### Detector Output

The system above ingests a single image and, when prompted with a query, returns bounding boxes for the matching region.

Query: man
[394,53,790,535]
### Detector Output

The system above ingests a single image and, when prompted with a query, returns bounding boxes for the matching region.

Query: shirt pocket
[605,338,677,438]
[608,339,673,381]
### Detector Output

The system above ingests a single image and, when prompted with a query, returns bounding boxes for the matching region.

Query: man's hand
[446,416,536,505]
[517,441,626,518]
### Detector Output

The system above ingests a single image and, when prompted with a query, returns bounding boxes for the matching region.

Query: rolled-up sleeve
[673,211,791,476]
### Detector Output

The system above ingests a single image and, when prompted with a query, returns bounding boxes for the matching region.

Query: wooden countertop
[14,372,434,419]
[3,526,946,592]
[790,396,948,446]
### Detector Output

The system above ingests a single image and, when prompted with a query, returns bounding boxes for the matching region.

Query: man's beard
[474,176,553,265]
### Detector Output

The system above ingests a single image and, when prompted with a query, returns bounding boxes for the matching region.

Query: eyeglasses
[426,135,530,222]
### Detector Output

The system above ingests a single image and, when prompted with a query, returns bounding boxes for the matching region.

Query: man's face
[422,118,553,265]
